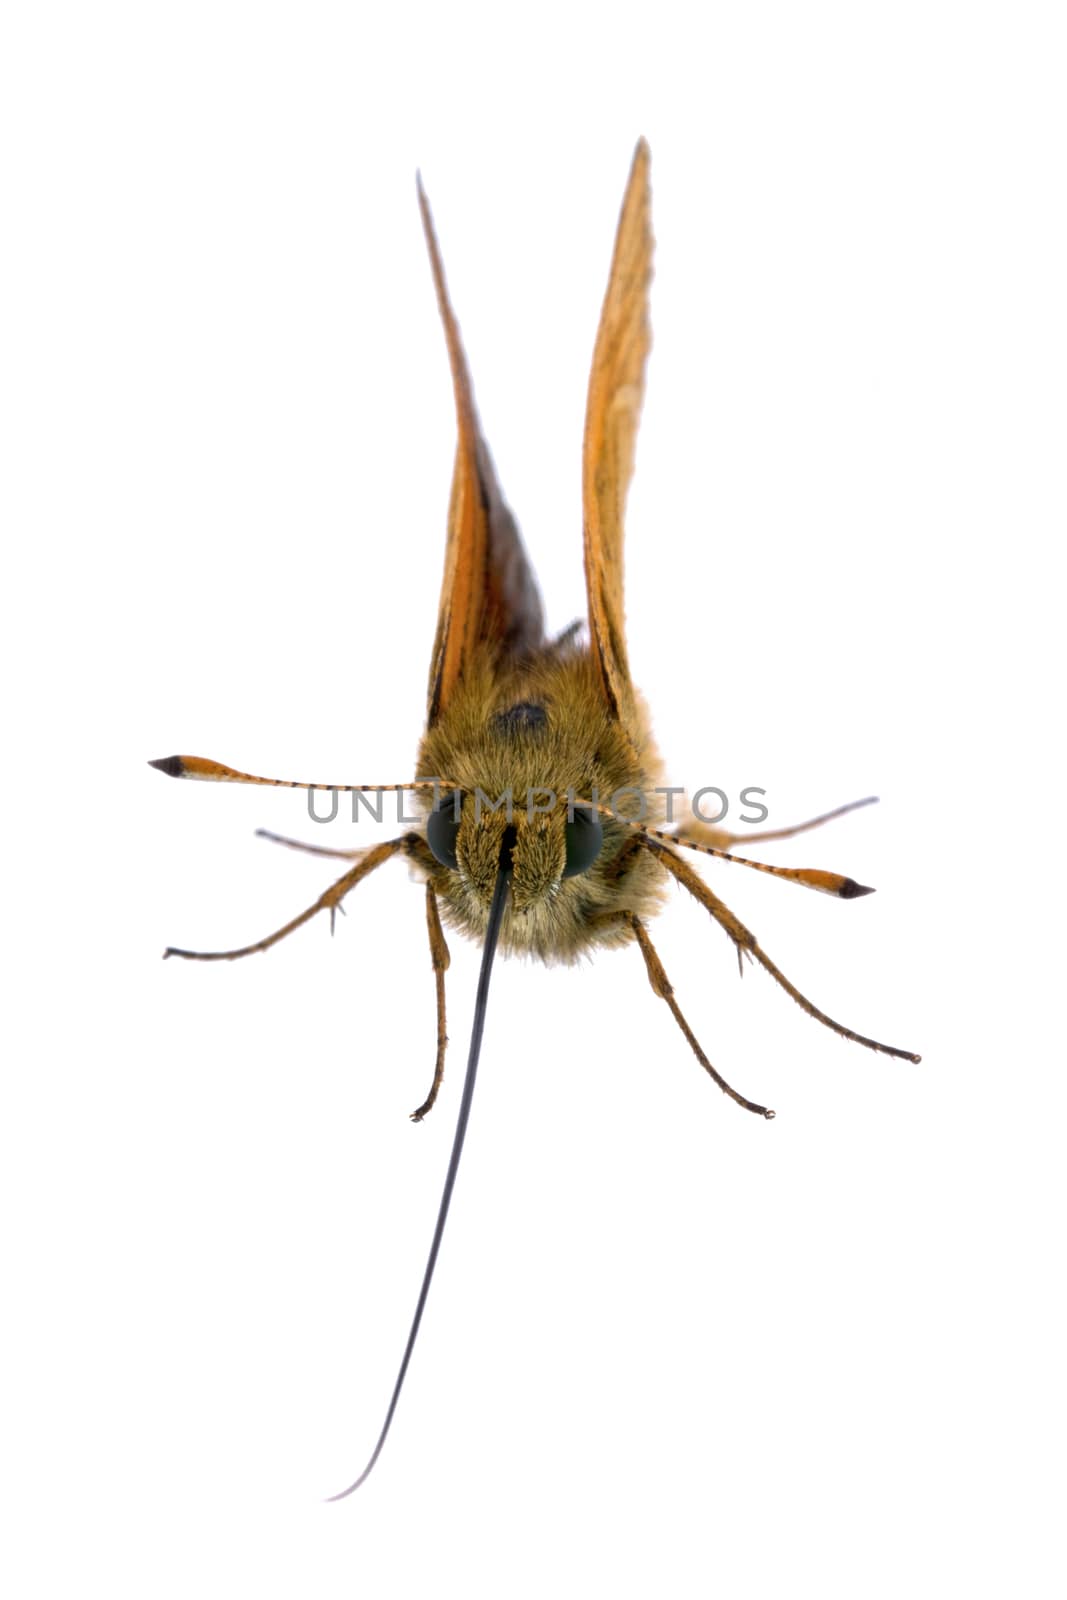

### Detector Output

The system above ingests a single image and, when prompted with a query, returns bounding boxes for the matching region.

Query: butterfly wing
[582,138,653,731]
[418,178,545,727]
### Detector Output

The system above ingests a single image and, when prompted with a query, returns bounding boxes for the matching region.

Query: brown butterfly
[151,140,919,1494]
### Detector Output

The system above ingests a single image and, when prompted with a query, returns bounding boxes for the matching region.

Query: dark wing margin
[418,177,545,727]
[581,138,653,725]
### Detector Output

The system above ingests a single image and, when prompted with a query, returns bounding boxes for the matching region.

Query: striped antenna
[569,794,877,900]
[148,755,461,796]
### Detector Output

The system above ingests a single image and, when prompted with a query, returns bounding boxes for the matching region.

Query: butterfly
[151,140,919,1494]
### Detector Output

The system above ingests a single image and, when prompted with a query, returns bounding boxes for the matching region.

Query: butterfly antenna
[326,837,515,1500]
[148,754,458,798]
[571,796,877,900]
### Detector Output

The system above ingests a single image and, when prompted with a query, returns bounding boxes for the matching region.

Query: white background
[3,4,1064,1596]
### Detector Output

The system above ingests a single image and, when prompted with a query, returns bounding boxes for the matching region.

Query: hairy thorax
[414,642,667,962]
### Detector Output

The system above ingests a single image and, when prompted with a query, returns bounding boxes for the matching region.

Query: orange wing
[418,177,545,727]
[582,138,653,726]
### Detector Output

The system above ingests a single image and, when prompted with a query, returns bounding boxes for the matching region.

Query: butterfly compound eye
[562,806,604,878]
[427,796,462,869]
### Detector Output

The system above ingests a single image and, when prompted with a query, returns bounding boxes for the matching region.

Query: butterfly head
[426,792,604,913]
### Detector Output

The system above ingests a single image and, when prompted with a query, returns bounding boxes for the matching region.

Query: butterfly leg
[255,828,368,861]
[649,842,920,1064]
[672,795,877,853]
[163,834,422,961]
[628,914,774,1118]
[410,884,451,1123]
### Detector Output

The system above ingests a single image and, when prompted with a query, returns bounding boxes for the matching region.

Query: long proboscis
[326,846,514,1501]
[149,756,874,900]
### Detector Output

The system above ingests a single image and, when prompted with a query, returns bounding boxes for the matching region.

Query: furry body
[416,642,666,960]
